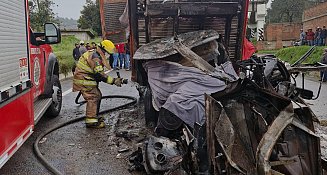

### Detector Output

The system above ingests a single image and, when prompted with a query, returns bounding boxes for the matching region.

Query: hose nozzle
[116,71,128,84]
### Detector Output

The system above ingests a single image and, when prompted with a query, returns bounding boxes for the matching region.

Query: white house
[247,0,269,40]
[61,29,95,41]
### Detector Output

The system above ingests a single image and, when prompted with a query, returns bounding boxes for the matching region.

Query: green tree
[266,0,325,23]
[29,0,58,31]
[78,0,101,35]
[266,0,305,23]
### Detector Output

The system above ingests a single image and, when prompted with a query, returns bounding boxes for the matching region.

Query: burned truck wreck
[130,30,324,174]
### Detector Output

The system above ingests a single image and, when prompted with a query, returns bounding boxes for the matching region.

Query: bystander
[117,43,125,69]
[125,40,130,70]
[320,48,327,82]
[322,26,327,46]
[72,43,81,73]
[112,46,119,70]
[315,27,321,46]
[79,41,87,55]
[307,29,315,46]
[300,29,306,45]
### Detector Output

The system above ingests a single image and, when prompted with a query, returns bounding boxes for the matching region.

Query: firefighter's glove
[113,78,123,87]
[94,65,104,73]
[105,76,114,84]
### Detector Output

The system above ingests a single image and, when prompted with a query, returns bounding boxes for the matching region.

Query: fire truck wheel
[144,87,159,128]
[46,75,62,117]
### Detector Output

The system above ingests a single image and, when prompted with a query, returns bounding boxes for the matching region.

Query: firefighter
[73,40,124,128]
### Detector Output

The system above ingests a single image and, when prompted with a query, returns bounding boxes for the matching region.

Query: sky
[52,0,86,19]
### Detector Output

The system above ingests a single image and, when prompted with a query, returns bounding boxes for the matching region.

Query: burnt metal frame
[145,2,239,17]
[99,0,106,39]
[130,0,246,50]
[129,0,247,54]
[129,0,248,83]
[236,0,248,62]
[205,92,322,174]
[129,0,140,82]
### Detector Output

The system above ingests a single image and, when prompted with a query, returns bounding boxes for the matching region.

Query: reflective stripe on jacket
[73,79,97,86]
[76,51,95,74]
[73,51,98,91]
[73,50,114,92]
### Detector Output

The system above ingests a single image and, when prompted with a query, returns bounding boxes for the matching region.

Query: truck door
[0,0,34,168]
[29,31,46,99]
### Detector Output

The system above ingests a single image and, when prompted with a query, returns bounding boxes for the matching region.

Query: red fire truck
[0,0,62,168]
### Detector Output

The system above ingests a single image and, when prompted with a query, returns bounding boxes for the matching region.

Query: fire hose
[33,72,137,175]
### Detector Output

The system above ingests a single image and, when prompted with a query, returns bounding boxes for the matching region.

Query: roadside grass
[257,50,279,55]
[275,46,327,80]
[52,36,102,77]
[275,46,326,64]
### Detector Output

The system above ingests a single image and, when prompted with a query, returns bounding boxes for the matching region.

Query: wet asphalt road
[1,71,327,174]
[0,70,141,175]
[301,76,327,159]
[303,77,327,119]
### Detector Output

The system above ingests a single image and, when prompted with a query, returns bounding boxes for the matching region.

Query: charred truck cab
[128,0,249,84]
[101,0,324,174]
[0,0,61,168]
[127,0,249,129]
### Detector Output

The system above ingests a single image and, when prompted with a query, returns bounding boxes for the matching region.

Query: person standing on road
[307,29,315,46]
[125,40,130,70]
[73,40,123,128]
[112,47,120,70]
[91,42,97,49]
[300,29,306,46]
[73,43,81,60]
[86,42,91,50]
[315,27,322,46]
[320,48,327,82]
[79,41,88,55]
[322,26,327,46]
[117,43,125,69]
[72,43,81,73]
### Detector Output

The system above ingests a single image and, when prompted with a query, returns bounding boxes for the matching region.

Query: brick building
[303,2,327,30]
[265,23,302,42]
[257,2,327,50]
[256,23,302,50]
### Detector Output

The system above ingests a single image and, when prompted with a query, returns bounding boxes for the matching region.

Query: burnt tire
[144,87,158,128]
[45,75,62,117]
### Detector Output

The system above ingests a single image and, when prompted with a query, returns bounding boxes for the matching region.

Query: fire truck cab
[0,0,62,168]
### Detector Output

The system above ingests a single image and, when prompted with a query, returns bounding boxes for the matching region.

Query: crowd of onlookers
[111,42,130,71]
[73,41,98,61]
[300,26,327,46]
[298,27,327,82]
[72,40,131,73]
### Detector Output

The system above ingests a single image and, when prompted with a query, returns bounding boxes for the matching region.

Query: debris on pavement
[116,153,122,159]
[144,136,184,174]
[38,137,47,144]
[128,147,145,172]
[115,131,139,141]
[118,148,130,153]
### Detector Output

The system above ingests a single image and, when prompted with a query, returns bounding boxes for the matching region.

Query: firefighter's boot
[85,116,105,128]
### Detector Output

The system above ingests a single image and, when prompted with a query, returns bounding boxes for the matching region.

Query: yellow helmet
[100,40,115,54]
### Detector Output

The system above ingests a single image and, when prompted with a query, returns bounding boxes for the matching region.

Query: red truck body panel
[0,92,34,158]
[0,0,57,168]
